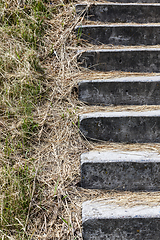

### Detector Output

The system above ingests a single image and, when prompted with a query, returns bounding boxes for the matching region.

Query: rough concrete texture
[79,110,160,143]
[77,48,160,72]
[82,200,160,240]
[75,24,160,45]
[76,3,160,23]
[78,76,160,105]
[81,151,160,190]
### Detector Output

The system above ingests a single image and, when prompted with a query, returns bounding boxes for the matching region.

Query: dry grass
[1,1,160,240]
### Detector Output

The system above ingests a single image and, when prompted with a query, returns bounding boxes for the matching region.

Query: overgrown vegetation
[0,0,54,238]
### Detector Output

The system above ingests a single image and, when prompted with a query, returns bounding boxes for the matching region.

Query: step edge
[81,150,160,164]
[82,200,160,222]
[75,3,160,6]
[78,76,160,83]
[79,110,160,120]
[78,48,160,53]
[75,24,160,29]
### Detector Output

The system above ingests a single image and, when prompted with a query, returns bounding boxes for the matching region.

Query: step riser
[76,25,160,45]
[81,151,160,190]
[83,218,160,240]
[82,162,160,190]
[83,201,160,240]
[78,49,160,72]
[76,4,160,23]
[79,112,160,143]
[79,78,160,105]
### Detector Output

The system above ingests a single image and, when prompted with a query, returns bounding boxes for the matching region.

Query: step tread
[78,47,160,52]
[82,200,160,221]
[76,24,160,45]
[76,3,160,6]
[79,110,160,119]
[76,23,160,27]
[81,150,160,163]
[79,76,160,82]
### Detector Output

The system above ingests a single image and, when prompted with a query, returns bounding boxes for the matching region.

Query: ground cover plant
[1,0,160,239]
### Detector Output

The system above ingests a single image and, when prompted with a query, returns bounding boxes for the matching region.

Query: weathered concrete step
[76,24,160,46]
[76,3,160,23]
[82,200,160,240]
[78,48,160,72]
[78,76,160,105]
[79,110,160,143]
[81,151,160,190]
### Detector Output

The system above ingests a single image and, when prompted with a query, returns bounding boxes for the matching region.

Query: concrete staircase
[76,1,160,239]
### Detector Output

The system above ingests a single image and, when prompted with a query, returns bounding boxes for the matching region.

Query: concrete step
[75,24,160,46]
[81,150,160,190]
[82,200,160,240]
[76,3,160,23]
[78,76,160,105]
[78,48,160,72]
[79,110,160,143]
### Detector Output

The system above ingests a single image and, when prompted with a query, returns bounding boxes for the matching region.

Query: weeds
[77,25,82,45]
[0,0,53,239]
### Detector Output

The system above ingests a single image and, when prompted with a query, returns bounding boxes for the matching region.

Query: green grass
[0,0,54,238]
[0,162,35,239]
[0,0,51,49]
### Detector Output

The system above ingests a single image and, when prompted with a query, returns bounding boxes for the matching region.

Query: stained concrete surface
[78,76,160,105]
[75,25,160,45]
[78,48,160,72]
[81,151,160,190]
[76,3,160,23]
[79,110,160,143]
